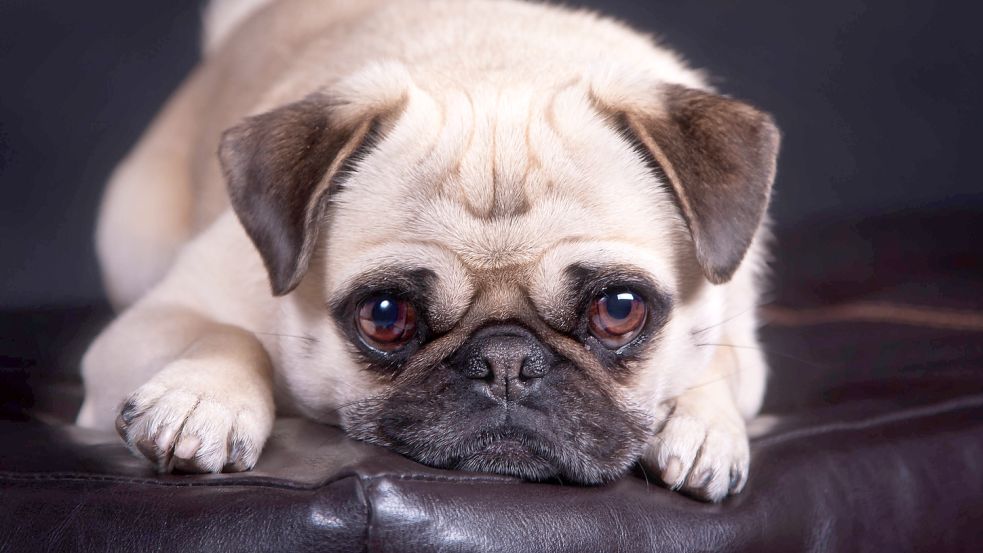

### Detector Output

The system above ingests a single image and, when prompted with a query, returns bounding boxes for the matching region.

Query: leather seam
[0,471,340,490]
[762,302,983,331]
[751,394,983,448]
[0,470,515,489]
[356,472,375,553]
[363,473,515,484]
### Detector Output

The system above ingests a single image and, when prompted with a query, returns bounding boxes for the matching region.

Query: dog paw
[115,366,274,474]
[642,401,750,502]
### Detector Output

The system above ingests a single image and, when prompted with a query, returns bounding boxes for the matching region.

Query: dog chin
[453,435,560,481]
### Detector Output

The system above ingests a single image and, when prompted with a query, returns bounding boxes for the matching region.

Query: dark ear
[622,85,780,284]
[219,94,377,295]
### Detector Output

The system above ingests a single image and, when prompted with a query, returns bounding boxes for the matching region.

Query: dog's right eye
[356,295,418,352]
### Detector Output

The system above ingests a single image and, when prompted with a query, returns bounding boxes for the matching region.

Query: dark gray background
[2,0,982,308]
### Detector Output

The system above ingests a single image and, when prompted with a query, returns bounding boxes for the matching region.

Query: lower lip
[476,439,533,456]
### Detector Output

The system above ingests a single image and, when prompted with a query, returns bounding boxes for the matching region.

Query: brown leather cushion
[2,210,981,552]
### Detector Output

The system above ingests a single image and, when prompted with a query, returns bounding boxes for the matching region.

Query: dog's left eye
[356,295,418,352]
[588,289,647,349]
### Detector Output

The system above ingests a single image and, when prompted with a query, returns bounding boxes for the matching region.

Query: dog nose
[458,325,553,401]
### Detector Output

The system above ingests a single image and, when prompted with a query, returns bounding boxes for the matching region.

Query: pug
[77,0,778,502]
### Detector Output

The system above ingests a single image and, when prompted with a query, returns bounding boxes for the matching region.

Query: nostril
[463,356,491,379]
[520,355,549,379]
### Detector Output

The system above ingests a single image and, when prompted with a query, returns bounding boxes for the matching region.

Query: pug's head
[219,65,779,483]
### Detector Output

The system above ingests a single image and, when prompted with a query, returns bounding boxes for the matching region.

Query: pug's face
[219,71,778,483]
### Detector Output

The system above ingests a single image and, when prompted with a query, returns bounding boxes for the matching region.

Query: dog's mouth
[344,395,652,484]
[445,407,578,480]
[451,427,560,480]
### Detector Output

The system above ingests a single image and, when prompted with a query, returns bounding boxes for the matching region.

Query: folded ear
[620,85,780,284]
[218,94,379,295]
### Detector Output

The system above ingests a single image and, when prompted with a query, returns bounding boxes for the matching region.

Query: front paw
[643,402,750,502]
[115,369,273,474]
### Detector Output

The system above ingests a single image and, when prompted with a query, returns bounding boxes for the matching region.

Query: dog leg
[77,304,275,473]
[642,344,751,502]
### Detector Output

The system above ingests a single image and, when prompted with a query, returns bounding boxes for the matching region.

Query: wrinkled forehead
[325,82,683,301]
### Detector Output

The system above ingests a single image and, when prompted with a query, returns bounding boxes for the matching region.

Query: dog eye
[356,295,418,352]
[588,289,647,349]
